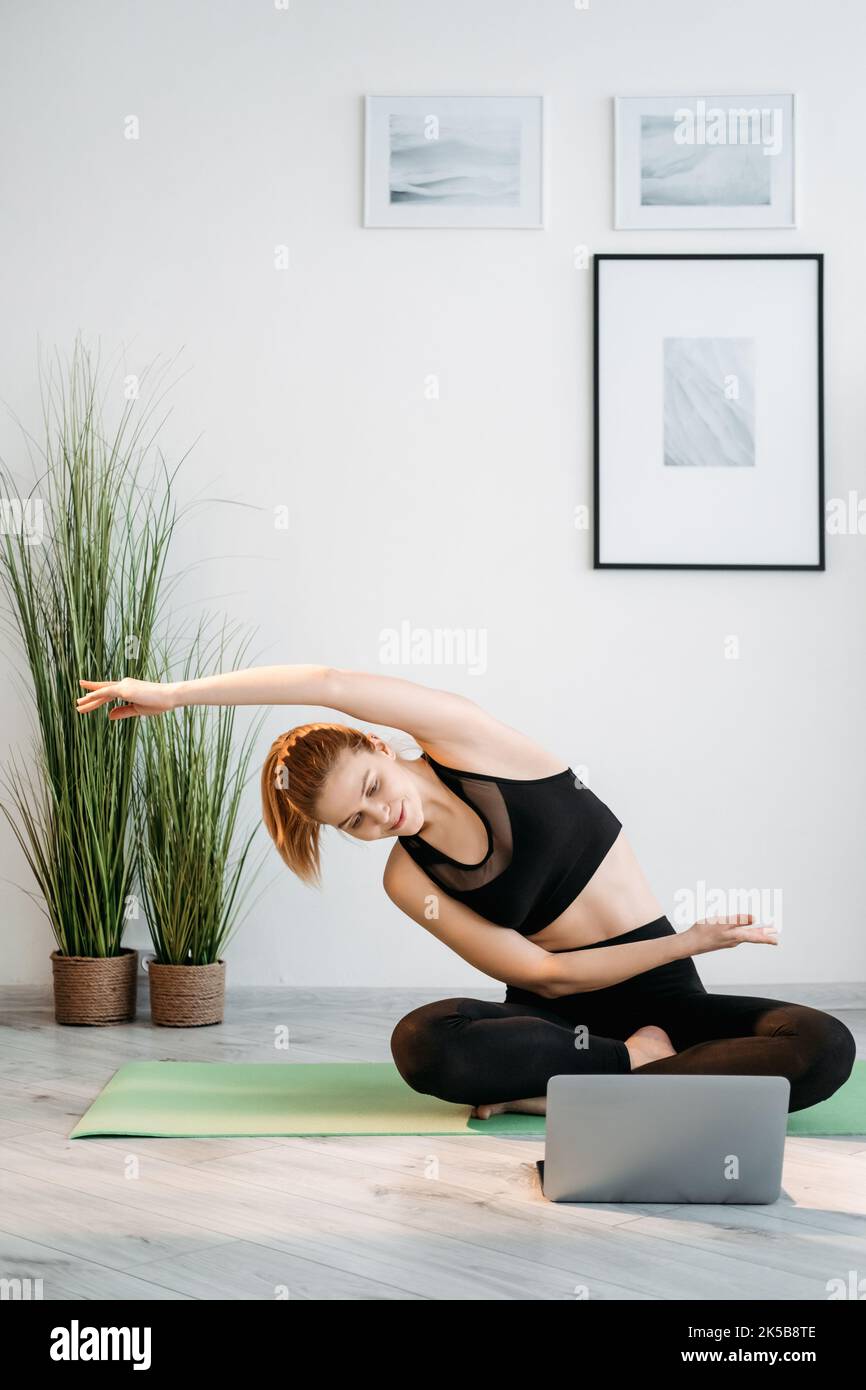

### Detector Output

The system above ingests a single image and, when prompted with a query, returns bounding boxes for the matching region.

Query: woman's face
[315,743,425,842]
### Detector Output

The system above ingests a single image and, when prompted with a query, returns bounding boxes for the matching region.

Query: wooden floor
[1,983,864,1301]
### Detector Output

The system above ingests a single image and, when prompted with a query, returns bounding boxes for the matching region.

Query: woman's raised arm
[76,664,334,720]
[76,664,486,743]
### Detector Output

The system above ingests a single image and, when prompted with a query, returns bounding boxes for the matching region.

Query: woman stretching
[77,664,856,1118]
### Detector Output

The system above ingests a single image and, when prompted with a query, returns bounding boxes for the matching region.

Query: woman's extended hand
[76,678,179,721]
[686,915,779,955]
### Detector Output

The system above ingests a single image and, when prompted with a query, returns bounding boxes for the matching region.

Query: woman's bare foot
[625,1024,677,1069]
[471,1096,547,1119]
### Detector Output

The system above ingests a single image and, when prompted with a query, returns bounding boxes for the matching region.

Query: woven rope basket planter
[50,947,139,1025]
[147,960,226,1027]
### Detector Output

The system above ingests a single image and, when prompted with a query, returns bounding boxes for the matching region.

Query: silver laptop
[537,1074,790,1204]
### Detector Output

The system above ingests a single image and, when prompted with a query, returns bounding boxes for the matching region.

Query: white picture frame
[364,94,546,228]
[614,94,797,229]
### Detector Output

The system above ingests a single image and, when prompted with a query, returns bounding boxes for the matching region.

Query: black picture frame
[593,253,825,571]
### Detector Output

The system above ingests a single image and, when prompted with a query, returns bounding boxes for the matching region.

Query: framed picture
[593,255,824,571]
[614,94,796,229]
[364,95,546,228]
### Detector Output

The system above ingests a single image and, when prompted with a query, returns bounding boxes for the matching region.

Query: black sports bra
[396,752,623,936]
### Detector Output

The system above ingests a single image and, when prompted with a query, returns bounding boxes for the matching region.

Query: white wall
[2,0,865,990]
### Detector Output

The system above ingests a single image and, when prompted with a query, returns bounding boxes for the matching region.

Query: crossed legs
[390,990,856,1114]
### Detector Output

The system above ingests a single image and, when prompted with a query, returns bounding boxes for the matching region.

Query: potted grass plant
[134,617,267,1027]
[0,340,183,1024]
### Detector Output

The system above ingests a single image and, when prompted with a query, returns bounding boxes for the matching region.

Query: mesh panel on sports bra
[420,776,513,891]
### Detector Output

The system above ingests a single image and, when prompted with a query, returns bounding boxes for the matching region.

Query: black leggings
[389,917,856,1113]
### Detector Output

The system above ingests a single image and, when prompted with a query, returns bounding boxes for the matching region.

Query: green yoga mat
[68,1059,866,1140]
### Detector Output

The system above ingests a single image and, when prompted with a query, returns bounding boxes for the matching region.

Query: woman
[77,663,856,1119]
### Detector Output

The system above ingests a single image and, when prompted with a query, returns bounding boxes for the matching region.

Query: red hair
[260,722,376,886]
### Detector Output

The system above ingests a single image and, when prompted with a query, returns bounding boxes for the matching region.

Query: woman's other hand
[76,678,179,721]
[686,914,780,955]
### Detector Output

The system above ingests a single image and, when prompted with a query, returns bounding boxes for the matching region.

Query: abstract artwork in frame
[615,95,796,229]
[593,255,824,571]
[364,95,545,228]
